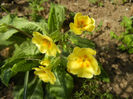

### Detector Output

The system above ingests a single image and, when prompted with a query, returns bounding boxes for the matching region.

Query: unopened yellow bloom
[67,47,100,78]
[33,59,56,84]
[32,32,60,56]
[70,13,95,35]
[33,66,56,84]
[40,58,50,66]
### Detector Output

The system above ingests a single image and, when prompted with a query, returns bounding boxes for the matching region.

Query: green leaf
[45,66,74,99]
[121,16,132,29]
[13,76,43,99]
[0,14,16,24]
[110,31,118,39]
[0,14,48,41]
[70,34,95,49]
[12,17,48,35]
[50,30,62,42]
[0,40,13,45]
[9,40,40,62]
[0,59,39,86]
[0,40,41,86]
[0,68,15,86]
[122,35,133,46]
[0,29,18,40]
[128,48,133,54]
[11,60,39,73]
[1,40,40,69]
[49,56,61,68]
[0,24,8,32]
[48,4,65,33]
[118,44,126,51]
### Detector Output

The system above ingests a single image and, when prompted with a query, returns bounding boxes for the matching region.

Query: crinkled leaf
[70,34,95,49]
[0,40,41,86]
[48,4,65,33]
[50,30,62,42]
[9,40,40,62]
[0,68,15,86]
[0,14,16,24]
[0,58,39,86]
[12,17,48,34]
[0,14,48,42]
[11,60,39,73]
[0,29,18,40]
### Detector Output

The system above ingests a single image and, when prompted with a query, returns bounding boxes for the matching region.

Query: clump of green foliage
[88,0,104,7]
[110,16,133,53]
[111,0,131,4]
[28,0,48,21]
[72,79,113,99]
[0,4,72,99]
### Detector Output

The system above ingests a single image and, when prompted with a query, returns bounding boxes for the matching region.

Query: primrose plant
[0,4,107,99]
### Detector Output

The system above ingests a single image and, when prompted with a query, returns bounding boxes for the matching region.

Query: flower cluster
[32,13,100,85]
[32,32,60,84]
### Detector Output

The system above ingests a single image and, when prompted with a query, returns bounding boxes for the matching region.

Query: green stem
[23,71,29,99]
[7,24,32,38]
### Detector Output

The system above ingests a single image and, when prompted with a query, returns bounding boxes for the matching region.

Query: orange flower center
[43,39,51,48]
[77,55,91,67]
[77,20,87,28]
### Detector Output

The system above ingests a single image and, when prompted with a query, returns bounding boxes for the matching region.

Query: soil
[0,0,133,99]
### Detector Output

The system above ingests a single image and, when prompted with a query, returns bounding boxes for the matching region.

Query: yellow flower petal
[69,23,82,35]
[32,32,60,56]
[74,12,82,25]
[77,71,93,78]
[89,57,101,75]
[70,13,95,35]
[40,59,50,66]
[84,24,95,32]
[72,47,96,56]
[90,18,95,24]
[83,47,96,55]
[67,47,100,78]
[33,66,56,84]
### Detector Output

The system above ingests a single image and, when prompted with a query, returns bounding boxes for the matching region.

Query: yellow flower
[33,59,56,84]
[40,58,50,66]
[69,13,95,35]
[67,47,100,78]
[32,32,60,56]
[33,66,56,84]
